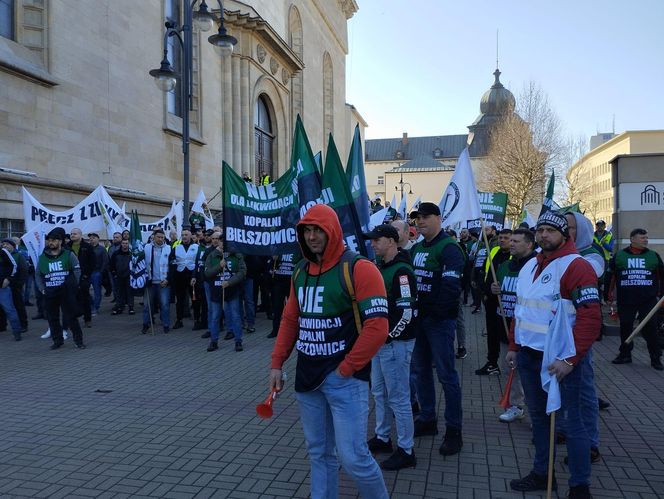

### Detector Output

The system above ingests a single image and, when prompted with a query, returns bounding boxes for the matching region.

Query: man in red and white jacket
[506,211,601,499]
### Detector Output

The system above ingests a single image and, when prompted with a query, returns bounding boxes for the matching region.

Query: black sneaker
[439,427,462,456]
[128,309,135,315]
[13,333,22,342]
[651,358,664,371]
[75,343,86,349]
[163,326,169,334]
[172,320,184,330]
[201,331,211,339]
[141,324,150,334]
[192,322,205,331]
[471,307,481,314]
[510,471,556,492]
[266,332,277,338]
[224,332,235,340]
[598,398,611,410]
[246,326,256,333]
[367,436,393,454]
[475,362,500,375]
[235,341,243,352]
[567,484,592,498]
[456,346,467,359]
[50,342,63,350]
[414,418,438,437]
[611,354,632,364]
[381,447,416,470]
[207,341,218,352]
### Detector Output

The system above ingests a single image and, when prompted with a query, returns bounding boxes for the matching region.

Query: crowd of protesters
[2,202,662,499]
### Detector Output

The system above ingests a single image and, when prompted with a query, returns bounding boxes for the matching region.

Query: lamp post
[149,0,237,229]
[395,172,413,198]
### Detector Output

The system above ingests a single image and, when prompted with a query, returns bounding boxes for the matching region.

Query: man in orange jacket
[268,204,389,499]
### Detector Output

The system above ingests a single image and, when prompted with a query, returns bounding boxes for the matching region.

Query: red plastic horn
[499,368,516,409]
[256,390,278,419]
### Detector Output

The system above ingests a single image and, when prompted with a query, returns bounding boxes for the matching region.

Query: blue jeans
[90,271,102,312]
[0,287,21,334]
[556,348,600,449]
[518,349,591,487]
[412,317,462,429]
[371,339,415,451]
[143,283,171,329]
[23,275,34,303]
[241,278,255,327]
[224,296,242,342]
[296,371,389,499]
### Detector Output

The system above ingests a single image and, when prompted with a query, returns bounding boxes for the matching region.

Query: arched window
[323,52,333,149]
[288,6,303,125]
[254,95,274,182]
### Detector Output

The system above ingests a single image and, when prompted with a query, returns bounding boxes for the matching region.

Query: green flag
[345,124,372,252]
[539,171,555,217]
[222,162,300,255]
[292,115,325,217]
[129,210,147,289]
[322,134,366,255]
[474,191,508,230]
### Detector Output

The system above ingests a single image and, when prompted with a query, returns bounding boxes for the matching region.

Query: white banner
[22,185,181,243]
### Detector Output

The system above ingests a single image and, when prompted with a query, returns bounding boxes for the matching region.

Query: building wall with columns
[0,0,361,237]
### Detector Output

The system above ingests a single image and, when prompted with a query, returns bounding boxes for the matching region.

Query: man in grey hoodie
[563,211,606,464]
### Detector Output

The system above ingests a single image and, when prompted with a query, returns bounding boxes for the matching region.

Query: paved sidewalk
[1,301,663,498]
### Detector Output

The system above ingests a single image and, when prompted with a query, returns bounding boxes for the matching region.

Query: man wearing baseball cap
[36,228,86,349]
[363,224,418,470]
[506,211,601,498]
[410,202,465,456]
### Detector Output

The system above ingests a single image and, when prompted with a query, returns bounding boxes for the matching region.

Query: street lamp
[149,0,237,229]
[395,172,413,198]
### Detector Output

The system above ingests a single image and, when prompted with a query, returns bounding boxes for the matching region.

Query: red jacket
[508,238,602,364]
[270,204,388,377]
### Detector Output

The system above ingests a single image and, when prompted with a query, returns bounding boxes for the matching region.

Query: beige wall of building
[0,0,361,236]
[567,130,664,225]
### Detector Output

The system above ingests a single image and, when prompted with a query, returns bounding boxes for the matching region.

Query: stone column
[222,54,233,168]
[232,55,241,173]
[240,58,250,178]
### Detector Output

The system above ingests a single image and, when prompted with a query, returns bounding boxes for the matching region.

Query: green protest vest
[496,260,519,318]
[411,235,461,310]
[292,254,387,392]
[613,248,661,303]
[38,250,72,289]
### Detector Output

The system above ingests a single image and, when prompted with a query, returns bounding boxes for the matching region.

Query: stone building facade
[0,0,361,237]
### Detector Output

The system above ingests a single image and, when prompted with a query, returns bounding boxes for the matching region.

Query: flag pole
[624,294,664,344]
[547,411,556,499]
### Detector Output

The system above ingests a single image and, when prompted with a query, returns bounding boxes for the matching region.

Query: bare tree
[561,133,589,207]
[479,82,564,224]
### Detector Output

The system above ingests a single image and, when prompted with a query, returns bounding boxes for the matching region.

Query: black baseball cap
[362,224,399,243]
[414,202,441,217]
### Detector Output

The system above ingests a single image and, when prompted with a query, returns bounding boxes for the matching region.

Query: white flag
[438,148,482,227]
[397,192,407,220]
[21,220,49,267]
[191,189,214,229]
[409,196,422,214]
[541,298,577,414]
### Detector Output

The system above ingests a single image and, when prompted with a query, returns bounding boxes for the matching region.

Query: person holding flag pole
[506,211,601,499]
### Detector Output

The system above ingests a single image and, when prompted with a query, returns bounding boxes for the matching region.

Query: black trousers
[485,297,508,365]
[618,299,661,359]
[115,276,134,310]
[271,278,290,335]
[192,282,207,326]
[45,290,83,346]
[173,270,192,321]
[77,277,92,322]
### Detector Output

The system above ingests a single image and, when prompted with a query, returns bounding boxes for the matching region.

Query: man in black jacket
[67,228,94,327]
[110,239,133,314]
[0,241,21,340]
[0,238,28,333]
